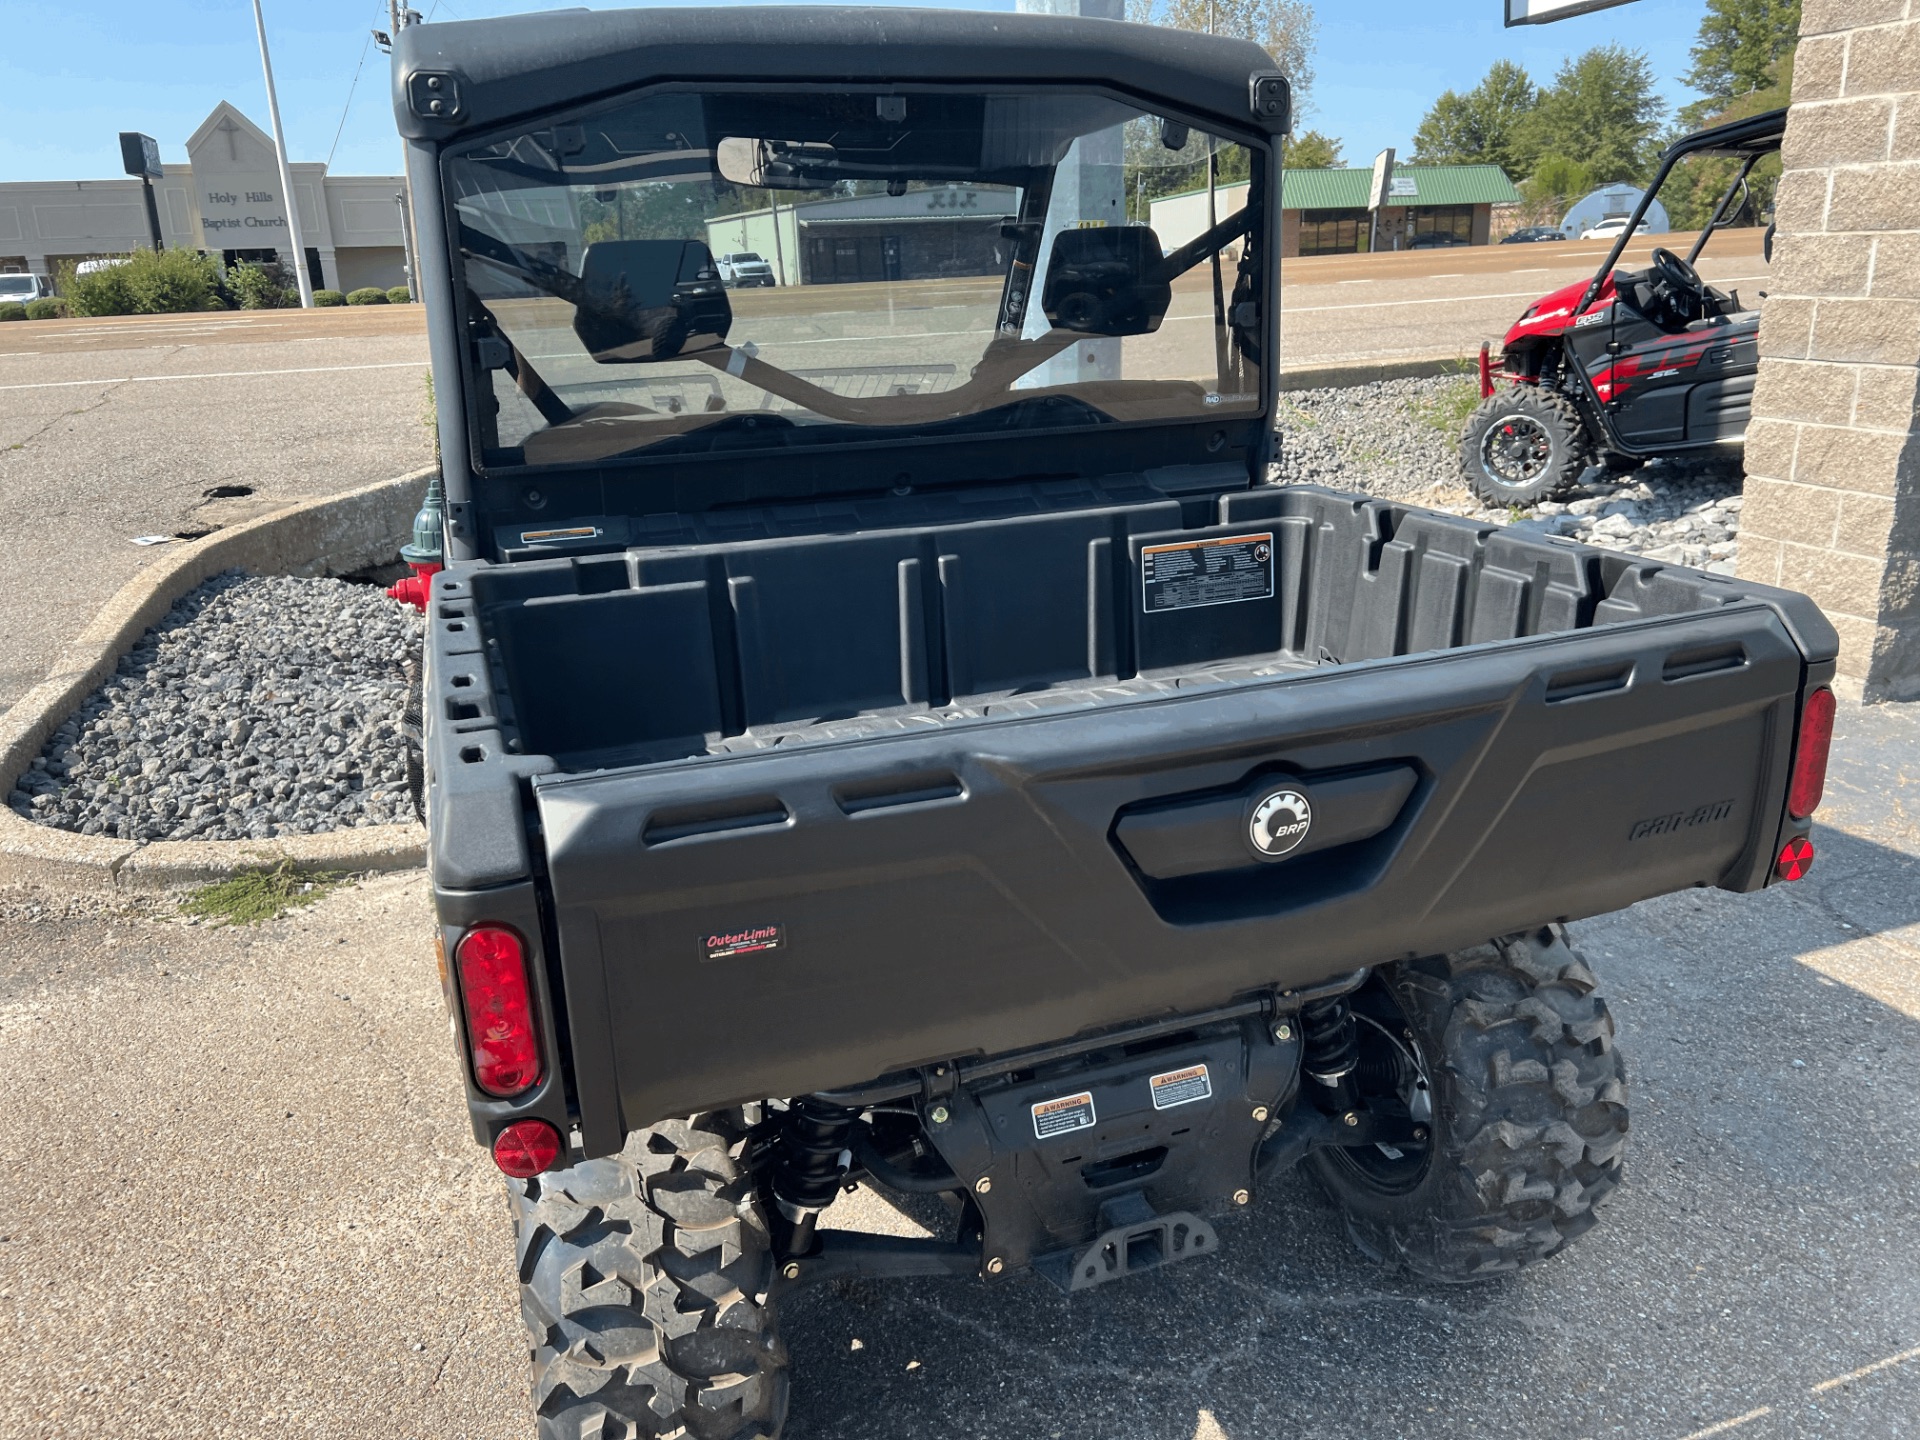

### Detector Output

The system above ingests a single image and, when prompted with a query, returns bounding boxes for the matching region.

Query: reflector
[1787,687,1836,820]
[492,1118,563,1178]
[455,924,543,1097]
[1775,836,1814,882]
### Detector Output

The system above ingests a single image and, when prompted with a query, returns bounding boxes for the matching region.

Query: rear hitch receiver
[1033,1192,1219,1294]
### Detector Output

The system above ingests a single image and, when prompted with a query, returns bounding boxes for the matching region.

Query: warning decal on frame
[1149,1064,1213,1110]
[1031,1090,1097,1140]
[1140,532,1274,613]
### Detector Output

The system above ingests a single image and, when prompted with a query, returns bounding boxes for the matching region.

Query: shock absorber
[771,1096,858,1255]
[1299,996,1360,1118]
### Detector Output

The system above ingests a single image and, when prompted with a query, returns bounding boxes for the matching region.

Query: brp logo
[1247,789,1312,859]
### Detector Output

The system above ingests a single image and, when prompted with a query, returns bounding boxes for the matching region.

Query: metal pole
[252,0,314,307]
[396,190,420,301]
[139,177,164,252]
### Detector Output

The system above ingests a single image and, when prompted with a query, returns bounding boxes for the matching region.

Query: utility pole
[251,0,314,306]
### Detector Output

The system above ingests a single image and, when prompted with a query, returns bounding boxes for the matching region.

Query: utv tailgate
[534,601,1810,1151]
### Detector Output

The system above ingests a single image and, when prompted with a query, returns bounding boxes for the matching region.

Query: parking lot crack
[1,356,175,452]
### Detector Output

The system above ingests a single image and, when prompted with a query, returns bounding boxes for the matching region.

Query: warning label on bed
[701,923,784,962]
[1030,1090,1097,1139]
[1140,532,1274,612]
[1148,1064,1213,1110]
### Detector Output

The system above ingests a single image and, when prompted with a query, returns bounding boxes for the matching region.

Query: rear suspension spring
[771,1096,859,1254]
[1299,996,1360,1116]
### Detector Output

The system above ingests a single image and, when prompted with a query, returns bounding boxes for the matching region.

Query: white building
[0,102,408,294]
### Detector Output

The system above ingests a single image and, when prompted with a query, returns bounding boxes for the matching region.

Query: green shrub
[345,286,390,306]
[24,297,67,320]
[62,249,223,316]
[227,261,297,310]
[313,289,347,307]
[385,285,413,304]
[124,248,222,313]
[0,302,25,322]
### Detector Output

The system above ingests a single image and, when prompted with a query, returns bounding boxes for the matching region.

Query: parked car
[1501,225,1566,244]
[1407,231,1466,249]
[394,15,1836,1439]
[0,271,51,303]
[716,250,777,287]
[1580,216,1633,241]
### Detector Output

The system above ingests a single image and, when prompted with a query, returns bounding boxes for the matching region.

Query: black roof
[392,5,1285,141]
[1661,106,1788,162]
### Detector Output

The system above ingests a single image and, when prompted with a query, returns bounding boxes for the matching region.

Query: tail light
[492,1118,563,1178]
[455,924,543,1097]
[1787,686,1836,820]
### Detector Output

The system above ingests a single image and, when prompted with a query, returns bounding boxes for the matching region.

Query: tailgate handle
[643,795,791,846]
[1662,643,1747,681]
[835,770,966,817]
[1544,661,1633,703]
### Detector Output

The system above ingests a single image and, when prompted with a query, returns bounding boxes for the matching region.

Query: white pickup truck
[715,250,777,287]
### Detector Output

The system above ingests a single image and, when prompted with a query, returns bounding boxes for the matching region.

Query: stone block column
[1737,0,1920,701]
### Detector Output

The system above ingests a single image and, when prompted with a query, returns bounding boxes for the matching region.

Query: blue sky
[0,0,1711,182]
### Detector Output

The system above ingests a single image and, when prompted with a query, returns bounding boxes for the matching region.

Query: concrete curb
[0,468,435,892]
[1277,353,1476,392]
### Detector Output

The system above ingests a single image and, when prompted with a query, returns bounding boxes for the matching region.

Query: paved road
[0,694,1914,1440]
[0,310,435,709]
[0,229,1766,712]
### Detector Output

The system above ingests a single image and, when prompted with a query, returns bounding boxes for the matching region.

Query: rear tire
[1460,387,1592,507]
[512,1112,789,1440]
[1309,927,1628,1283]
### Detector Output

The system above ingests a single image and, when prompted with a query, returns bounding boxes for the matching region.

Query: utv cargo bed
[426,483,1832,1153]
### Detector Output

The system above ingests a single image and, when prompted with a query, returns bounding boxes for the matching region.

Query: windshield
[0,276,36,299]
[445,87,1265,470]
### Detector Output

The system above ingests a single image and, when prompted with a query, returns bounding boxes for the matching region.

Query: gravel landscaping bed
[9,573,420,843]
[1277,373,1745,570]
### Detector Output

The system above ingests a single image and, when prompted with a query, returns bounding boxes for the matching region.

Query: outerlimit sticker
[702,923,784,962]
[1031,1090,1097,1139]
[1140,532,1274,613]
[1149,1064,1213,1110]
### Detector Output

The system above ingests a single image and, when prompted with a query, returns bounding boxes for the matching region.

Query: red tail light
[1788,686,1836,820]
[492,1118,562,1178]
[455,924,543,1097]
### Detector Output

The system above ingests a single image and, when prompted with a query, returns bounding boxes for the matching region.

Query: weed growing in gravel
[180,861,346,925]
[1410,374,1482,436]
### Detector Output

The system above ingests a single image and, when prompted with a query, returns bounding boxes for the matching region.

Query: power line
[325,20,379,169]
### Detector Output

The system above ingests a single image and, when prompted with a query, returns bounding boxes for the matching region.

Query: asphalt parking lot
[0,695,1914,1440]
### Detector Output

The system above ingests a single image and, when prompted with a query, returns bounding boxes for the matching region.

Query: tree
[1686,0,1801,105]
[1411,60,1537,175]
[1517,45,1667,185]
[1129,0,1318,116]
[1283,129,1342,168]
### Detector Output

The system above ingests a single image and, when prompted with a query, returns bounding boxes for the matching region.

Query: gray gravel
[8,573,420,843]
[1276,375,1474,500]
[1277,373,1746,571]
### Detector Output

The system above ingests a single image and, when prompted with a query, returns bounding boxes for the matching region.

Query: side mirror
[574,239,732,363]
[1040,226,1171,337]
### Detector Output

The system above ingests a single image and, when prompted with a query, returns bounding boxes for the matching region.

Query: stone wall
[1737,0,1920,701]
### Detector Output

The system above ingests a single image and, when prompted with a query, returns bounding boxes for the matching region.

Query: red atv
[1460,108,1785,507]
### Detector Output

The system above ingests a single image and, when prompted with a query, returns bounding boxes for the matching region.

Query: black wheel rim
[1480,412,1554,490]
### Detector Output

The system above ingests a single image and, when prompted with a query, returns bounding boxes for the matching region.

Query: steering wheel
[1650,246,1704,297]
